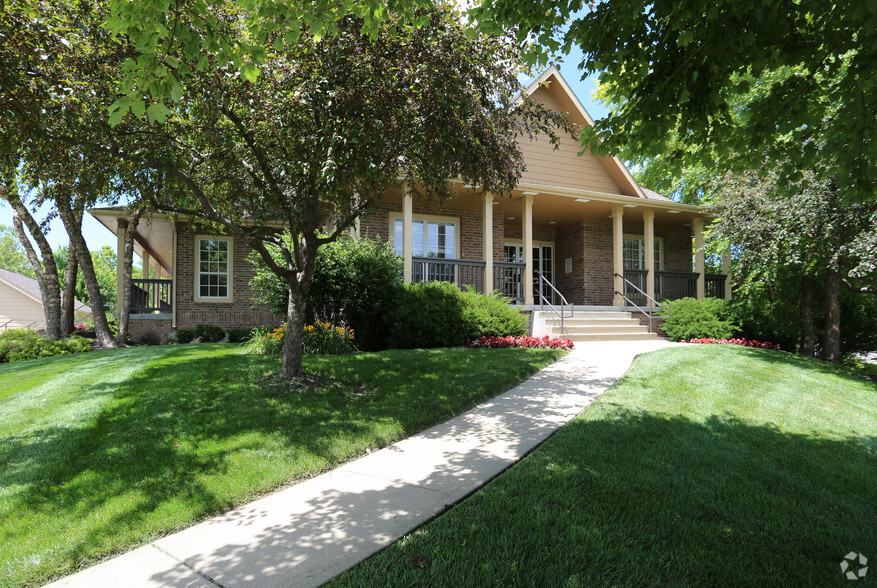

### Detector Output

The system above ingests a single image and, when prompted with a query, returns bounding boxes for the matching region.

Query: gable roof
[520,66,652,200]
[0,267,92,314]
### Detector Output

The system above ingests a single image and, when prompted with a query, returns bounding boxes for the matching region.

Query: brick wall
[659,228,693,272]
[175,227,280,329]
[129,317,173,343]
[555,222,585,304]
[582,222,614,305]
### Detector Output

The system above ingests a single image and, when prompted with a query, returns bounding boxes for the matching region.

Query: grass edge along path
[0,344,565,588]
[332,345,877,587]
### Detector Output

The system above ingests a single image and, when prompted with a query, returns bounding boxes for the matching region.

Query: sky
[0,47,608,256]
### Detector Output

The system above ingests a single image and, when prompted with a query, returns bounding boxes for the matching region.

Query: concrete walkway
[47,340,677,588]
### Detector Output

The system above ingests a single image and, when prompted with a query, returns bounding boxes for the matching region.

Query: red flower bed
[684,337,781,350]
[466,335,575,351]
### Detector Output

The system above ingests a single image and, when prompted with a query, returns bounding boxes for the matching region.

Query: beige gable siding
[0,281,44,328]
[519,86,621,194]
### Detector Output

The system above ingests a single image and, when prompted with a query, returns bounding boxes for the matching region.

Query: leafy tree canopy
[0,224,34,277]
[472,0,875,203]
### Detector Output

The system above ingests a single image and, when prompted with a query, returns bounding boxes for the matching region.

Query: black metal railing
[411,257,485,292]
[622,270,648,304]
[494,261,525,303]
[132,279,173,314]
[705,274,727,299]
[655,271,698,300]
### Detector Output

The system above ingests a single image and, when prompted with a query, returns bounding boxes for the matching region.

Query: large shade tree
[1,0,151,346]
[711,169,877,362]
[139,7,570,378]
[102,1,875,205]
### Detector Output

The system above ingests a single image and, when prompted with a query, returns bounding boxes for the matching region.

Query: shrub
[175,327,197,344]
[460,287,528,338]
[387,282,468,348]
[658,297,740,342]
[387,282,526,349]
[228,327,255,343]
[194,323,225,343]
[0,329,92,363]
[243,322,356,355]
[249,235,402,350]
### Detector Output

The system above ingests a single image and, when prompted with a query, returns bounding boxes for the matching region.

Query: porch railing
[622,270,648,304]
[705,274,727,299]
[494,261,526,304]
[411,257,485,292]
[655,271,698,300]
[132,279,173,314]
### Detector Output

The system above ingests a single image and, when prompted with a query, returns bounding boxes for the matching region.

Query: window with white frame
[195,236,233,301]
[622,236,663,271]
[392,217,457,258]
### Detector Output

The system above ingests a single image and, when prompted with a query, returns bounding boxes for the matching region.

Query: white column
[612,206,624,306]
[402,184,413,284]
[116,219,127,316]
[694,216,705,299]
[723,245,732,301]
[643,210,655,305]
[483,192,494,293]
[523,193,534,305]
[142,251,150,280]
[171,224,177,327]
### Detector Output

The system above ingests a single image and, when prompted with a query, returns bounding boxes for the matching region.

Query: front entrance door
[503,244,554,304]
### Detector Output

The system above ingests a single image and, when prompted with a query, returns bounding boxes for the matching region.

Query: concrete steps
[534,309,660,342]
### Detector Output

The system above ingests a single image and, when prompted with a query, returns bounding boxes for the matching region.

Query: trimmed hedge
[387,283,526,349]
[659,297,740,342]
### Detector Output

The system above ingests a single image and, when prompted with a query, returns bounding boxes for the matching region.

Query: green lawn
[334,345,877,587]
[0,344,564,588]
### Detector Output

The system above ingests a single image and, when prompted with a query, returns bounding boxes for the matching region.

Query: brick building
[88,67,728,342]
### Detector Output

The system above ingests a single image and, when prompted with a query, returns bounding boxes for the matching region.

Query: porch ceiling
[385,183,703,232]
[88,208,175,273]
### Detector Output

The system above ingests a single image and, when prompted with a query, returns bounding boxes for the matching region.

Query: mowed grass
[334,345,877,587]
[0,344,564,588]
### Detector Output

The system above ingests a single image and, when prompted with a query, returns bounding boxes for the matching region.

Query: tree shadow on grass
[0,345,557,586]
[729,346,877,389]
[326,409,876,588]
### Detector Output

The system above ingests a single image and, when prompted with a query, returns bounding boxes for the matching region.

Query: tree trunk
[116,212,142,346]
[57,202,118,348]
[798,274,815,356]
[3,178,63,339]
[60,240,79,337]
[280,288,307,378]
[821,269,842,362]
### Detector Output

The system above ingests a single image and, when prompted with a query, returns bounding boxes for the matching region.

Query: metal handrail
[614,272,668,333]
[536,270,573,334]
[615,272,663,309]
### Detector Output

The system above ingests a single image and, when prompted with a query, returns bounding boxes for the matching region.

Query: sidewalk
[47,340,677,588]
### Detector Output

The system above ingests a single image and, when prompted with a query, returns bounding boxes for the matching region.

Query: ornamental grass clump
[245,322,356,355]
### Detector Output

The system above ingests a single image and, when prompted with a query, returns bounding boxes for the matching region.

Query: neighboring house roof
[0,267,92,314]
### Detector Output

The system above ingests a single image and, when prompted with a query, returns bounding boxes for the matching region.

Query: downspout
[172,223,177,329]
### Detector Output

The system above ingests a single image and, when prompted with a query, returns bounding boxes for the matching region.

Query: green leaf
[241,62,260,83]
[146,103,172,124]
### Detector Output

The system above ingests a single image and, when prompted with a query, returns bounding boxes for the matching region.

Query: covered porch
[383,181,730,307]
[89,207,176,316]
